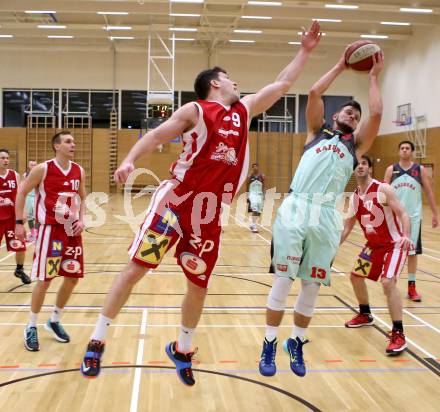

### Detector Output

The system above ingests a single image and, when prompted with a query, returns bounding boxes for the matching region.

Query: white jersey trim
[172,102,208,182]
[36,162,49,224]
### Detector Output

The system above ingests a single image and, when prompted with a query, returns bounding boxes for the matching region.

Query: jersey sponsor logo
[276,264,287,272]
[393,182,416,191]
[180,252,207,275]
[315,143,345,159]
[223,116,231,121]
[210,142,238,166]
[46,257,62,279]
[61,259,81,274]
[218,128,239,137]
[135,230,171,265]
[51,240,63,257]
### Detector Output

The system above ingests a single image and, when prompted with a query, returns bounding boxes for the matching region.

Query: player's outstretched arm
[383,165,393,184]
[420,166,439,228]
[114,103,198,184]
[380,184,412,249]
[241,21,321,118]
[15,164,45,241]
[355,52,384,156]
[306,52,348,142]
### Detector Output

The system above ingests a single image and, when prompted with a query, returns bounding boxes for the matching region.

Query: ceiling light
[313,18,342,22]
[399,7,432,13]
[38,25,67,29]
[288,41,301,45]
[25,10,56,14]
[380,21,410,26]
[103,26,132,31]
[170,37,195,41]
[48,35,74,39]
[233,29,263,33]
[169,13,201,17]
[241,15,272,19]
[97,11,129,15]
[247,1,282,6]
[360,34,389,39]
[229,39,256,43]
[325,4,358,9]
[109,36,135,40]
[169,27,198,32]
[0,34,13,38]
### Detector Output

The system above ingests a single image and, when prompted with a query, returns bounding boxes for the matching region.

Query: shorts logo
[180,252,207,275]
[277,264,288,272]
[62,259,81,274]
[46,257,61,279]
[135,230,171,265]
[153,209,178,235]
[9,239,23,250]
[51,240,63,257]
[287,256,300,263]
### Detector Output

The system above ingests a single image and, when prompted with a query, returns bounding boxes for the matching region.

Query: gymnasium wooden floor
[0,194,439,411]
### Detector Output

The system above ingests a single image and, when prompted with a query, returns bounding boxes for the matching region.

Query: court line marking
[0,322,425,328]
[130,308,147,412]
[403,309,440,336]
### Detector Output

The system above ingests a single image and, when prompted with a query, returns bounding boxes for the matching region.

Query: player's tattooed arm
[354,52,384,156]
[420,165,438,228]
[383,165,393,184]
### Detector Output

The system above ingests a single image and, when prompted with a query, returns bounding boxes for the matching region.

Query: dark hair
[52,130,72,151]
[360,154,373,168]
[398,140,415,151]
[194,66,227,100]
[0,148,9,155]
[338,100,362,117]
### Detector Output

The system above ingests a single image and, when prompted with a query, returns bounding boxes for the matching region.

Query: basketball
[345,40,382,72]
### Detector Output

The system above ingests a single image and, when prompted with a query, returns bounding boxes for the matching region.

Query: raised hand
[369,51,384,77]
[114,160,135,184]
[300,20,322,52]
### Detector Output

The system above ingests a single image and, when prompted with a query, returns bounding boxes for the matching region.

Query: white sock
[252,215,257,224]
[265,325,278,342]
[178,325,195,353]
[91,314,113,342]
[28,312,38,328]
[291,325,306,341]
[50,306,63,323]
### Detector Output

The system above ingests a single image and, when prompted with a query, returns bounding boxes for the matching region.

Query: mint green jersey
[290,124,357,202]
[390,163,422,219]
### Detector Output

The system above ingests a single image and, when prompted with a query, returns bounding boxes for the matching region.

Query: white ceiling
[0,0,439,52]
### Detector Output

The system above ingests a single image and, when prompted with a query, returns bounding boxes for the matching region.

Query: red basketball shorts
[129,180,222,289]
[31,224,84,282]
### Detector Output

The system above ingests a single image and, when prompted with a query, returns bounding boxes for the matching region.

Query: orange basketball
[345,40,382,72]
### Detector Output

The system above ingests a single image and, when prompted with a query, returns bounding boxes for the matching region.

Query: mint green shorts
[271,193,342,286]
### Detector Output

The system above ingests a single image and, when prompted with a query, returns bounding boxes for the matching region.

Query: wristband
[15,219,24,225]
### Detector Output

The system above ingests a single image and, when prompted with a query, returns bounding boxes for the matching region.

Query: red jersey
[36,159,83,225]
[0,169,19,221]
[170,100,249,200]
[352,179,402,249]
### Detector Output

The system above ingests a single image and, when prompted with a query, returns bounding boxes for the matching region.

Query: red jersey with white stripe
[36,159,83,225]
[353,179,402,248]
[170,100,249,199]
[0,169,19,221]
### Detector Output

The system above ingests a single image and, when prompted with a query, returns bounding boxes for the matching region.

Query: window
[3,90,31,127]
[121,90,147,129]
[90,91,118,128]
